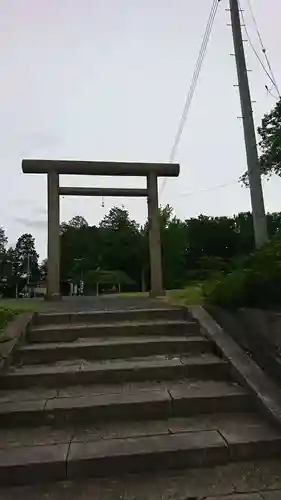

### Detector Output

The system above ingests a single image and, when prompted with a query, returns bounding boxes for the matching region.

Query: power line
[246,0,279,95]
[179,178,239,197]
[245,0,263,47]
[240,12,276,90]
[160,0,221,197]
[265,85,279,100]
[168,0,220,163]
[240,0,280,98]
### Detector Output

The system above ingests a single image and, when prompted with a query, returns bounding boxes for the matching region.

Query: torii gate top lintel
[22,159,180,177]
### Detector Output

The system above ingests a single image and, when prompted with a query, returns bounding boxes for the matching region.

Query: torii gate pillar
[47,171,60,301]
[147,172,163,297]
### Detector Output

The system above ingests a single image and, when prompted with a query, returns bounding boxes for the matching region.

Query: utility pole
[229,0,268,248]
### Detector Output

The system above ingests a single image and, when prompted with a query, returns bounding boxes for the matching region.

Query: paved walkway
[45,295,171,312]
[4,295,174,313]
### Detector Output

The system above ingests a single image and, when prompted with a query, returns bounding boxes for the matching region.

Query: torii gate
[22,160,180,300]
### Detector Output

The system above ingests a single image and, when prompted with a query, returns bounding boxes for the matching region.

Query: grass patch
[0,309,19,338]
[119,292,149,298]
[0,299,45,312]
[166,284,204,306]
[119,285,204,305]
[0,300,44,339]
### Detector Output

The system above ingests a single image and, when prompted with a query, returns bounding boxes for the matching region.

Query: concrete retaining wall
[207,306,281,386]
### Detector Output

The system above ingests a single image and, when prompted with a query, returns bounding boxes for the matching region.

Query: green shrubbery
[0,309,18,333]
[204,235,281,308]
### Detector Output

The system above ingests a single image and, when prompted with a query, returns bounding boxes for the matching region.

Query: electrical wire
[240,12,276,90]
[162,0,279,202]
[240,0,280,98]
[246,0,279,95]
[245,0,263,47]
[265,85,279,100]
[169,0,220,163]
[160,0,221,197]
[178,178,239,198]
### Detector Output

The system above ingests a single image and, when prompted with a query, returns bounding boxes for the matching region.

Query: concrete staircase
[0,305,281,486]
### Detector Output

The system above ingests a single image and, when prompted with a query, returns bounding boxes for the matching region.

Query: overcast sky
[0,0,280,258]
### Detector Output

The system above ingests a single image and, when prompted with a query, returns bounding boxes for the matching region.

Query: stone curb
[189,305,281,432]
[205,492,280,499]
[0,312,34,373]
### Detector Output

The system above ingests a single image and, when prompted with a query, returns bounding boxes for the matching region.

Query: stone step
[0,380,253,427]
[1,462,281,500]
[27,319,198,343]
[0,413,280,485]
[14,335,212,365]
[67,424,281,480]
[32,307,188,327]
[1,354,229,389]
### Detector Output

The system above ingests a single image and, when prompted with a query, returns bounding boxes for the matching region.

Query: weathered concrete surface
[208,306,281,386]
[0,313,33,373]
[190,306,281,432]
[15,335,211,365]
[207,494,268,499]
[68,430,229,478]
[27,319,195,342]
[13,295,183,313]
[0,443,68,486]
[1,409,281,484]
[0,380,251,427]
[2,298,281,492]
[1,460,281,499]
[1,353,229,389]
[32,306,188,326]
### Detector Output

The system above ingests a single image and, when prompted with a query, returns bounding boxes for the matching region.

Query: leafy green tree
[60,225,103,282]
[267,212,281,238]
[60,215,88,234]
[242,98,281,183]
[0,227,7,256]
[100,207,138,232]
[58,206,281,295]
[204,233,281,308]
[158,205,174,230]
[60,207,142,290]
[13,233,39,283]
[160,210,189,289]
[0,244,13,295]
[199,256,230,275]
[99,207,143,287]
[258,98,281,178]
[233,212,255,256]
[142,205,180,290]
[0,247,18,295]
[0,227,8,287]
[185,215,239,265]
[39,259,48,280]
[233,212,281,256]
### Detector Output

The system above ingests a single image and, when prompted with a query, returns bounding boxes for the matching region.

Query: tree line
[1,206,281,296]
[59,207,281,293]
[0,230,40,297]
